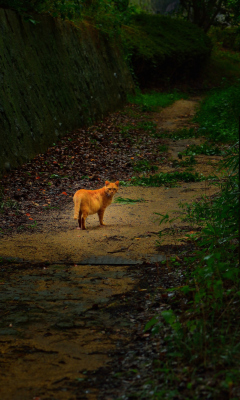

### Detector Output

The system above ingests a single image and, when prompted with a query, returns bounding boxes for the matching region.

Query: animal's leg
[81,211,88,230]
[78,211,82,229]
[98,210,106,226]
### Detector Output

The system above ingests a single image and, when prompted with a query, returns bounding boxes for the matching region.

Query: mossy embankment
[122,13,212,88]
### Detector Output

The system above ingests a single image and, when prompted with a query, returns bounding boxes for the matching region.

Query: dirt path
[0,99,218,264]
[0,98,221,400]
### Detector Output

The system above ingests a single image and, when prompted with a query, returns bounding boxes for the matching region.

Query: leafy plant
[172,155,196,167]
[158,144,168,153]
[155,213,180,246]
[184,142,224,156]
[158,127,199,140]
[130,171,209,186]
[119,124,134,138]
[114,196,146,203]
[196,83,240,142]
[1,0,82,20]
[29,220,38,228]
[144,144,239,398]
[137,121,157,134]
[173,127,199,140]
[133,159,158,172]
[0,186,19,213]
[177,0,240,32]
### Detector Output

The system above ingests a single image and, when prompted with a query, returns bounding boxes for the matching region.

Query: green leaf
[144,317,158,332]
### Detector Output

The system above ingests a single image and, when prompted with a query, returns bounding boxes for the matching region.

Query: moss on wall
[0,9,134,173]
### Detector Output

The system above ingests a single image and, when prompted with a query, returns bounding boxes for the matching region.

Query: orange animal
[73,181,119,230]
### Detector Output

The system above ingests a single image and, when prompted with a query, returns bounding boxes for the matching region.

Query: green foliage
[178,0,240,32]
[163,127,199,140]
[196,83,240,142]
[118,124,134,138]
[1,0,82,20]
[136,121,157,133]
[114,196,146,203]
[158,144,168,153]
[127,90,188,112]
[130,171,209,186]
[84,0,137,37]
[183,142,223,156]
[145,143,239,398]
[2,1,213,84]
[209,26,240,51]
[1,0,136,31]
[133,159,158,172]
[122,13,212,87]
[202,40,240,86]
[0,186,18,213]
[155,212,180,245]
[172,155,197,167]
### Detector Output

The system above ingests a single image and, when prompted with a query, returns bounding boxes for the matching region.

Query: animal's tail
[73,194,81,220]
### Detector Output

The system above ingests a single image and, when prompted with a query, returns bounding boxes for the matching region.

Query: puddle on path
[0,263,136,400]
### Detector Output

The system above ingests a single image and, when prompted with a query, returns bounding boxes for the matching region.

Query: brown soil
[0,98,221,400]
[0,99,219,264]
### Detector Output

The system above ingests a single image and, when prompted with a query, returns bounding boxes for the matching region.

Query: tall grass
[196,83,240,142]
[141,82,240,398]
[144,145,239,398]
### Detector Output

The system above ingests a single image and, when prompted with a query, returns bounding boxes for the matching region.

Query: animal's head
[104,181,119,197]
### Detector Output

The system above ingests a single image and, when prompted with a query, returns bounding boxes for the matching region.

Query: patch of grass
[133,159,158,172]
[118,124,135,141]
[172,155,197,168]
[29,221,38,229]
[130,171,211,187]
[158,144,168,153]
[137,120,157,134]
[185,166,194,171]
[0,187,19,214]
[114,197,146,204]
[183,142,224,156]
[43,205,60,210]
[195,84,240,142]
[119,180,130,186]
[128,90,188,112]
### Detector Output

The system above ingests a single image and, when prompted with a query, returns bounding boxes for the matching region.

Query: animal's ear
[115,181,120,187]
[105,181,110,186]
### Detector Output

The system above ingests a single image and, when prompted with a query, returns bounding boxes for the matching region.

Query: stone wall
[0,9,134,173]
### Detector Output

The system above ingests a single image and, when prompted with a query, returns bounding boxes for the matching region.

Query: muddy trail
[0,99,222,400]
